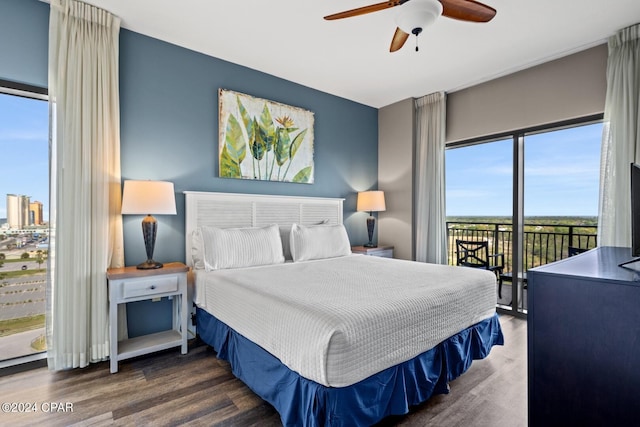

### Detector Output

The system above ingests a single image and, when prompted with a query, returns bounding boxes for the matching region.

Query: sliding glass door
[521,123,601,311]
[446,138,515,309]
[446,117,602,315]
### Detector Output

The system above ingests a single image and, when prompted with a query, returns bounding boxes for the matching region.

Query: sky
[446,122,603,217]
[0,92,49,221]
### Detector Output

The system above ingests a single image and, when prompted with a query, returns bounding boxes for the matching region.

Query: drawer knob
[150,285,156,290]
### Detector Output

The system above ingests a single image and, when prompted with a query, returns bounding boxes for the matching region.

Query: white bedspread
[195,255,497,387]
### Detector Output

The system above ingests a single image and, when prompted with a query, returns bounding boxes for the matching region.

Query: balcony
[447,220,597,307]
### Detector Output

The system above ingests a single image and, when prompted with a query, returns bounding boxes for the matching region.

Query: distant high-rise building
[6,194,31,229]
[6,194,19,228]
[30,201,43,225]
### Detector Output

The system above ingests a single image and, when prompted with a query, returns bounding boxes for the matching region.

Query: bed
[184,191,504,426]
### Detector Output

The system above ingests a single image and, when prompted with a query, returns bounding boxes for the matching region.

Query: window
[0,80,49,365]
[446,116,603,315]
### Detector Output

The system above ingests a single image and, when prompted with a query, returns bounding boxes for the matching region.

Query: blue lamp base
[137,214,163,269]
[364,215,377,248]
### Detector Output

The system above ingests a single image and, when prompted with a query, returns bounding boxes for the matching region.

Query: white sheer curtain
[47,0,124,370]
[598,23,640,247]
[415,92,447,264]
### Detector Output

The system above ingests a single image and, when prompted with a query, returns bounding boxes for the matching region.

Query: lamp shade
[357,191,386,212]
[121,180,177,215]
[396,0,442,34]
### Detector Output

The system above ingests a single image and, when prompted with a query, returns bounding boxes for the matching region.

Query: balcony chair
[455,239,505,298]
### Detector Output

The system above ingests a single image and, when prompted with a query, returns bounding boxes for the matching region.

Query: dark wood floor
[0,315,526,426]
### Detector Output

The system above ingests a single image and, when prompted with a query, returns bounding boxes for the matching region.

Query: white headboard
[184,191,344,267]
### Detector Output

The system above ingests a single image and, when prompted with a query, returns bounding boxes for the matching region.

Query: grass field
[447,216,598,227]
[0,314,45,337]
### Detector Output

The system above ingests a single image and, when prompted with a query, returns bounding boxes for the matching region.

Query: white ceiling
[84,0,640,108]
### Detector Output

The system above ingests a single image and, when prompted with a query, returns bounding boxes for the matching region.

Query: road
[0,328,45,361]
[1,259,43,273]
[0,271,46,321]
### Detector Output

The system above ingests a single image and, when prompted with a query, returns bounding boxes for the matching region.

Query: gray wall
[446,44,608,142]
[378,99,415,260]
[1,0,379,337]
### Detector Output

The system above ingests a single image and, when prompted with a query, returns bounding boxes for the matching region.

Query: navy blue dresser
[528,246,640,426]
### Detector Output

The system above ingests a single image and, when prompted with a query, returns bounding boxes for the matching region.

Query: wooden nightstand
[351,244,394,258]
[107,262,189,373]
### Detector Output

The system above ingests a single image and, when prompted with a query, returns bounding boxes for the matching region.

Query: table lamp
[357,190,386,248]
[121,180,177,269]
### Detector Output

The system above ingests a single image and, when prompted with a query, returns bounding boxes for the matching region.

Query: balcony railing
[446,221,598,273]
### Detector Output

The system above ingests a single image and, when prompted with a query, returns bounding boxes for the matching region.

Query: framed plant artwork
[218,88,315,183]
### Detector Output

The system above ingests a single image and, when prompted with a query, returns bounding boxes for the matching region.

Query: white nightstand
[351,244,394,258]
[107,262,189,373]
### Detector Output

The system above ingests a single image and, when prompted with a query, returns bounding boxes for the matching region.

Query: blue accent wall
[119,30,379,271]
[0,0,49,88]
[1,0,379,338]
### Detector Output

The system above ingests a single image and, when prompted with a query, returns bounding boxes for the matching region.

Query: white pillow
[280,220,329,260]
[280,220,331,261]
[289,223,351,262]
[201,224,285,270]
[191,228,205,270]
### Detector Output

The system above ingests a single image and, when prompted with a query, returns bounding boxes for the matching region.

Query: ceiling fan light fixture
[396,0,443,35]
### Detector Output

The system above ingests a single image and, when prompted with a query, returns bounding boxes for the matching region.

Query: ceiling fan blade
[390,27,410,52]
[439,0,496,23]
[324,0,408,21]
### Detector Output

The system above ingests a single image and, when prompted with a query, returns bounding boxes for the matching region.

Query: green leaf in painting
[220,113,246,177]
[274,127,291,167]
[237,96,251,132]
[237,97,256,151]
[259,104,275,152]
[220,145,241,177]
[292,166,312,183]
[242,117,254,155]
[251,118,266,161]
[289,128,307,160]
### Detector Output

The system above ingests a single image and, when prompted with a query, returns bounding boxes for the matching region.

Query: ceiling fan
[324,0,496,52]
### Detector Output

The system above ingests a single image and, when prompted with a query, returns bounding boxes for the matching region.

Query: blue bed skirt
[196,308,504,426]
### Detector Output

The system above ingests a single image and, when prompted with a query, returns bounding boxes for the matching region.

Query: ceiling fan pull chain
[412,27,422,52]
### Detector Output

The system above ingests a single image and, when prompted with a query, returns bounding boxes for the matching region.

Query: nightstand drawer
[118,275,179,299]
[351,245,394,258]
[368,248,393,258]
